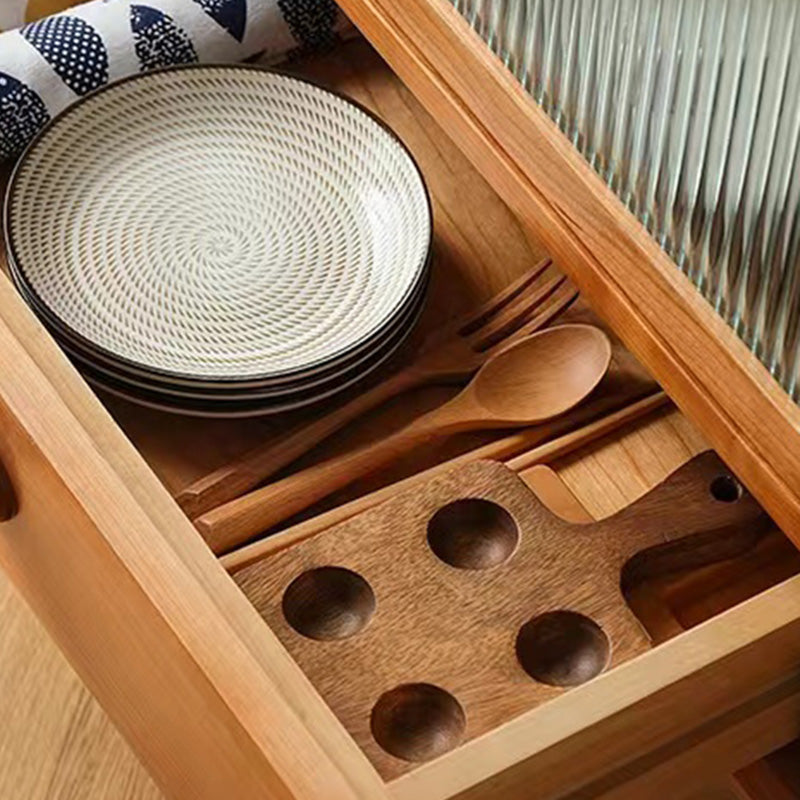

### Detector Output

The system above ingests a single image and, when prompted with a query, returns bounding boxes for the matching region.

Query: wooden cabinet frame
[0,278,386,800]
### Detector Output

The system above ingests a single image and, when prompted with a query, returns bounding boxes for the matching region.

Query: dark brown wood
[234,452,771,780]
[0,458,16,522]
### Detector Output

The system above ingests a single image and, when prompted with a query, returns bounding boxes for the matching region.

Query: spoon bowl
[465,324,612,426]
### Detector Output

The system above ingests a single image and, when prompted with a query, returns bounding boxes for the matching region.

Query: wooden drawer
[0,37,799,800]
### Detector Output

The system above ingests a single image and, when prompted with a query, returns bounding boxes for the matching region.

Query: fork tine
[481,283,580,357]
[467,273,566,351]
[458,257,552,335]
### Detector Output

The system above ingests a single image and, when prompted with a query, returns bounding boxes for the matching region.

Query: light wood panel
[556,407,708,520]
[0,278,388,799]
[0,571,160,800]
[575,680,800,800]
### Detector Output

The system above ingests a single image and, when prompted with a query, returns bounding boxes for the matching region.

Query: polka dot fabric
[0,0,353,160]
[0,72,49,159]
[192,0,247,42]
[21,15,108,95]
[131,5,197,71]
[278,0,337,50]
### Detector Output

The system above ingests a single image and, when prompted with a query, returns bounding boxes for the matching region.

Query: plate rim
[46,266,430,402]
[83,271,429,418]
[7,247,432,393]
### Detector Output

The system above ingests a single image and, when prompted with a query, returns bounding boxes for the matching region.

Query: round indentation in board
[515,610,611,687]
[371,683,466,762]
[709,474,743,503]
[427,498,519,570]
[282,566,376,641]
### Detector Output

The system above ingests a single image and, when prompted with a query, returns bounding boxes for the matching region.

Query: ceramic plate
[5,65,432,384]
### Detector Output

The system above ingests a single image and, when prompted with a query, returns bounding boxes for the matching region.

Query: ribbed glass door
[453,0,800,398]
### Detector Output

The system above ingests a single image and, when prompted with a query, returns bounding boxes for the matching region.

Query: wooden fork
[177,258,578,518]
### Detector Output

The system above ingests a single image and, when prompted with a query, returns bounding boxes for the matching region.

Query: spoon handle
[195,404,462,554]
[176,364,447,519]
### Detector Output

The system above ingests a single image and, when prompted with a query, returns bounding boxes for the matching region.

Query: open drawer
[0,37,799,800]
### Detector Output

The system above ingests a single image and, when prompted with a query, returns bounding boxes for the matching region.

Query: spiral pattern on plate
[5,65,431,381]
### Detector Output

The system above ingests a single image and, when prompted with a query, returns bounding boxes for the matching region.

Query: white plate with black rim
[4,64,432,414]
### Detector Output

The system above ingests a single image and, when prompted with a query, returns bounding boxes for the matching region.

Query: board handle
[609,452,772,588]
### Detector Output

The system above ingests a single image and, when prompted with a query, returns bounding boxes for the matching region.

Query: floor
[0,569,161,799]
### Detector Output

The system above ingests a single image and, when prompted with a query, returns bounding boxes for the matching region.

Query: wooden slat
[556,407,708,520]
[0,570,161,799]
[335,0,800,546]
[573,679,800,800]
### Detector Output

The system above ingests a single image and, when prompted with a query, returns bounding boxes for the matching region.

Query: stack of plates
[3,66,432,417]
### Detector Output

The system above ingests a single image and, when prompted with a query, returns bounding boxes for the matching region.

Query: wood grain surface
[0,36,796,800]
[0,570,161,800]
[556,406,708,520]
[234,453,771,779]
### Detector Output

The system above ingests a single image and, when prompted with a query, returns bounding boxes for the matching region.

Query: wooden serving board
[234,453,773,779]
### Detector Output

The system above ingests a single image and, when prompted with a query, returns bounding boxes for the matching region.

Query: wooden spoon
[196,324,612,551]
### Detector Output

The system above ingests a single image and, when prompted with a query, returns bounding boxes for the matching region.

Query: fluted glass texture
[453,0,800,399]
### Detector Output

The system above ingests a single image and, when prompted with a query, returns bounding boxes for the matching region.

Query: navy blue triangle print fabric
[192,0,247,43]
[0,0,350,160]
[0,72,49,159]
[278,0,337,50]
[21,15,109,95]
[131,5,198,70]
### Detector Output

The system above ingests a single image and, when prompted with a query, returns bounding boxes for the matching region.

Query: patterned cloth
[0,0,346,160]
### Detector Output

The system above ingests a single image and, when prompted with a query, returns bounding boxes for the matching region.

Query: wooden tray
[234,453,770,779]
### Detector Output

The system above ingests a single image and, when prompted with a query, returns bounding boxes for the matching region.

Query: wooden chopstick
[505,391,669,471]
[220,390,669,571]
